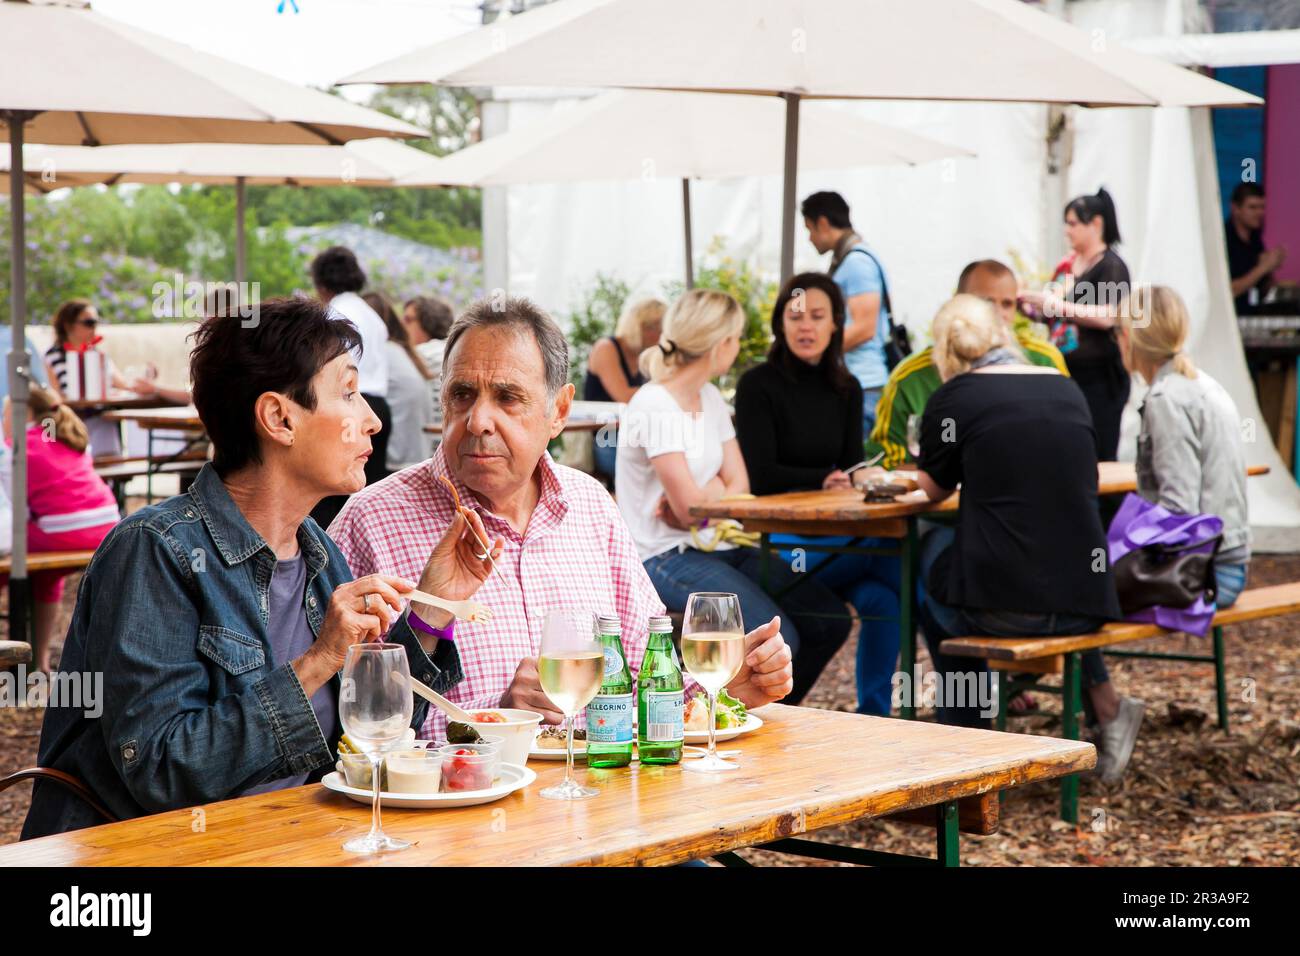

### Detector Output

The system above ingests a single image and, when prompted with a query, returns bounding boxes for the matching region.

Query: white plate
[684,712,764,744]
[321,764,536,809]
[528,714,763,757]
[529,736,588,761]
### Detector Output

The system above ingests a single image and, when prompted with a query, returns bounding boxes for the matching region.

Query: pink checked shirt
[328,445,674,740]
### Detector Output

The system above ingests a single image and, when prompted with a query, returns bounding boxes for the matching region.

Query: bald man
[864,259,1068,469]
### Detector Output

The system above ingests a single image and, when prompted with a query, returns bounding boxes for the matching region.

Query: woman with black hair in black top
[1020,187,1133,461]
[734,273,901,716]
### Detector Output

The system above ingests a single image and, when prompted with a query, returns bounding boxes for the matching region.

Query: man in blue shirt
[801,191,891,438]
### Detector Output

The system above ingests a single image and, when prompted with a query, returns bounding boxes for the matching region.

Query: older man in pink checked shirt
[329,296,794,740]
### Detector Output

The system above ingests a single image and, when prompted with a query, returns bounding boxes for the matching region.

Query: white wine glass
[680,592,746,773]
[338,642,413,853]
[538,608,603,800]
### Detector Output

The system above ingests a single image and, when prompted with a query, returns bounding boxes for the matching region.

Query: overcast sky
[93,0,481,95]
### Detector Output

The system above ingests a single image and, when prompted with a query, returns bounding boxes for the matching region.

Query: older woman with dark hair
[22,297,499,839]
[734,273,900,716]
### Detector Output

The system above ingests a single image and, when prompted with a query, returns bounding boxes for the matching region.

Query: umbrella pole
[234,175,247,286]
[681,178,694,290]
[5,111,33,647]
[778,92,801,285]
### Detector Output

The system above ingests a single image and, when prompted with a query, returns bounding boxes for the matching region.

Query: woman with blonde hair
[1119,285,1250,606]
[914,294,1144,782]
[584,298,665,478]
[2,385,120,672]
[615,289,850,704]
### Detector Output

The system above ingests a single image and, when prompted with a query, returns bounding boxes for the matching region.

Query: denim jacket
[1135,362,1251,561]
[22,464,463,839]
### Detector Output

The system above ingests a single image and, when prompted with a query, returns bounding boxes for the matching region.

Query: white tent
[344,0,1257,282]
[400,89,971,285]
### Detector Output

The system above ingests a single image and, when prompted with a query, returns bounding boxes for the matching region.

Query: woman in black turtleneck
[734,273,900,715]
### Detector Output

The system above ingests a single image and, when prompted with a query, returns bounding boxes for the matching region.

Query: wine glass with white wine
[680,592,746,773]
[538,608,604,800]
[338,642,413,853]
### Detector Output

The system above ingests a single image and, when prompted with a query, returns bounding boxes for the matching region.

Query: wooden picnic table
[691,461,1270,534]
[100,406,206,503]
[689,462,1270,719]
[0,704,1093,867]
[101,405,205,432]
[65,394,174,414]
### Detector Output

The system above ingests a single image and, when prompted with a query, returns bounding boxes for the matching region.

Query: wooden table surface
[691,462,1270,536]
[65,395,173,413]
[0,704,1093,867]
[102,405,204,431]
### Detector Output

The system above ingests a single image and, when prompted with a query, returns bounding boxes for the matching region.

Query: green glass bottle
[637,614,684,765]
[585,614,634,768]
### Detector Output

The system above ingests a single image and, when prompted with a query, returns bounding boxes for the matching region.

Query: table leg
[759,532,770,592]
[1213,624,1230,733]
[1060,652,1081,825]
[899,517,919,720]
[146,427,154,506]
[936,800,960,867]
[1294,354,1300,484]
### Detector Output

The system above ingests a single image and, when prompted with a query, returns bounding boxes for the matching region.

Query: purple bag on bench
[1106,493,1223,637]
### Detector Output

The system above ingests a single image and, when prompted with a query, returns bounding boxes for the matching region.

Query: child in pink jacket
[4,386,119,672]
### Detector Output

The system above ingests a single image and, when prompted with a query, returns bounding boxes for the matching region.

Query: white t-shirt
[615,381,736,562]
[327,291,389,396]
[384,341,434,471]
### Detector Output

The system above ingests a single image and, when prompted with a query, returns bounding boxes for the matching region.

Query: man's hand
[416,506,504,627]
[726,616,793,708]
[500,657,565,724]
[1262,246,1287,272]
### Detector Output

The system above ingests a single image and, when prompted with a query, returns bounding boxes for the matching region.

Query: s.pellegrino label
[586,614,634,768]
[637,615,684,764]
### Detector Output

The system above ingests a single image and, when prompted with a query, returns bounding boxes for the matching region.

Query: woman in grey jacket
[1119,286,1250,607]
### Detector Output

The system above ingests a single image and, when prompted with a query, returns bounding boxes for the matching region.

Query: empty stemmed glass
[338,642,413,853]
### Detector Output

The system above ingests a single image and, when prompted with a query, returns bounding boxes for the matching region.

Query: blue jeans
[772,534,900,716]
[917,526,1109,728]
[643,546,852,704]
[861,387,883,441]
[592,428,618,479]
[1215,562,1248,609]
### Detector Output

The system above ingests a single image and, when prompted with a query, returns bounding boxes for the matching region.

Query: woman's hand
[823,469,853,490]
[415,506,504,627]
[295,574,415,693]
[655,493,690,530]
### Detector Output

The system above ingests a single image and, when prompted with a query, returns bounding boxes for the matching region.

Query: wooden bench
[940,582,1300,822]
[0,550,96,577]
[0,640,32,667]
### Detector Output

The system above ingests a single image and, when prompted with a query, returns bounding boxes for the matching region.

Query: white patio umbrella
[1,0,423,640]
[343,0,1261,282]
[398,88,972,286]
[8,139,440,282]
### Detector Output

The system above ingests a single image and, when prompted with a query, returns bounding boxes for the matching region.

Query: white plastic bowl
[459,709,543,768]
